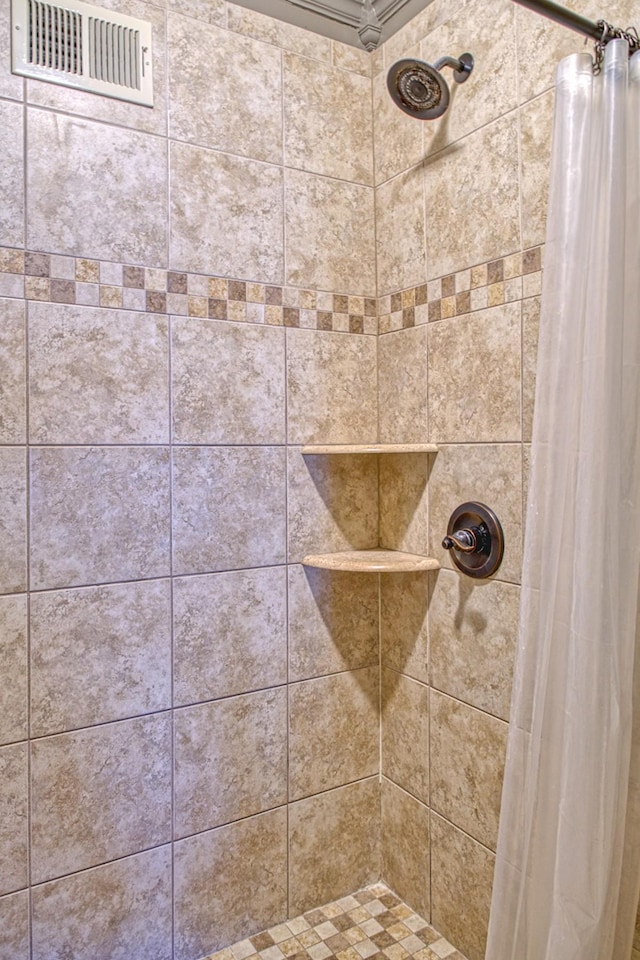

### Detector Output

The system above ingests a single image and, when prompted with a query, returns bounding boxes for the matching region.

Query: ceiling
[228,0,435,49]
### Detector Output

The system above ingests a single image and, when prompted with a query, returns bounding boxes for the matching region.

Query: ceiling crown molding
[285,0,414,27]
[285,0,363,27]
[228,0,432,49]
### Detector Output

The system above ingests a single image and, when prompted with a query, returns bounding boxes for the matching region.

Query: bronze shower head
[387,53,474,119]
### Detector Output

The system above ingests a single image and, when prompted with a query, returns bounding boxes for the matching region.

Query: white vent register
[11,0,154,106]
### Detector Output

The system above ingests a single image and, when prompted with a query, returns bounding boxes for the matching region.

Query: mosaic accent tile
[0,246,380,336]
[378,246,543,333]
[0,249,24,274]
[25,252,50,277]
[75,258,99,283]
[1,244,543,337]
[204,885,467,960]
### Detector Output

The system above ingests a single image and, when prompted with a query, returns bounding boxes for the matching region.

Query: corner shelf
[302,443,438,455]
[301,442,439,574]
[302,549,440,573]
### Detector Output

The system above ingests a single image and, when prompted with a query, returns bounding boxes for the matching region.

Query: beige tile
[372,69,424,187]
[26,0,167,134]
[170,141,283,284]
[0,891,29,960]
[429,569,518,721]
[522,296,540,443]
[0,101,24,247]
[425,115,520,280]
[30,446,170,590]
[0,0,24,100]
[381,778,430,919]
[288,565,378,682]
[379,453,431,556]
[287,448,378,562]
[284,53,373,185]
[31,847,172,960]
[430,691,507,849]
[27,109,167,265]
[289,668,379,800]
[172,317,285,444]
[30,580,171,736]
[379,19,421,69]
[371,46,384,78]
[286,329,377,444]
[430,814,495,960]
[169,15,282,163]
[421,0,517,154]
[378,326,428,443]
[0,299,26,444]
[175,688,287,837]
[381,0,466,67]
[381,668,429,803]
[332,41,371,77]
[167,0,226,24]
[29,304,169,444]
[227,4,331,61]
[31,714,171,883]
[0,594,27,744]
[174,567,287,705]
[0,447,27,594]
[428,443,523,584]
[515,2,574,102]
[519,91,554,250]
[174,808,288,960]
[172,446,286,575]
[0,743,28,895]
[285,170,375,296]
[289,779,380,915]
[380,571,429,684]
[375,168,426,296]
[428,304,521,443]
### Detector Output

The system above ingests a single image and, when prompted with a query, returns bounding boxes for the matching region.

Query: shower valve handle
[442,525,488,554]
[442,502,504,579]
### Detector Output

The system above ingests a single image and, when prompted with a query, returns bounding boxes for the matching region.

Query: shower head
[387,53,474,120]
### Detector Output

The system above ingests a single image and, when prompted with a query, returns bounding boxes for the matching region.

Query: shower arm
[433,55,466,72]
[509,0,639,52]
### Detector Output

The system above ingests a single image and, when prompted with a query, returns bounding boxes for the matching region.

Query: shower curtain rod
[509,0,639,48]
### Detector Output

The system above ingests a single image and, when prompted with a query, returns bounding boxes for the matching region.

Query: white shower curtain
[485,40,640,960]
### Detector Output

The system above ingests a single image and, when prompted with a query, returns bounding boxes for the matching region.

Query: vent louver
[11,0,153,106]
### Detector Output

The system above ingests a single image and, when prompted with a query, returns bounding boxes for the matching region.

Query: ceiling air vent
[11,0,154,106]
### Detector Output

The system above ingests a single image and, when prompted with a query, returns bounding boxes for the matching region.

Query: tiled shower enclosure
[2,0,629,957]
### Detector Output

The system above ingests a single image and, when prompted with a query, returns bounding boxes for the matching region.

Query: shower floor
[204,884,468,960]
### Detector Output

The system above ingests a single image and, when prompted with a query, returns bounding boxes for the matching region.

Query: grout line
[284,307,291,917]
[24,291,33,957]
[167,304,176,959]
[0,658,383,746]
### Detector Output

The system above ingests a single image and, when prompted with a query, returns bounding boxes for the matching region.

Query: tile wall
[0,3,382,959]
[2,0,639,958]
[373,1,638,959]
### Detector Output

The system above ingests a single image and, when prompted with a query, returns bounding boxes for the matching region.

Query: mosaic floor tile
[205,884,467,960]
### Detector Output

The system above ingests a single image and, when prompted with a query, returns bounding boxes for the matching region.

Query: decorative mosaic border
[378,246,544,334]
[0,244,543,337]
[0,248,379,336]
